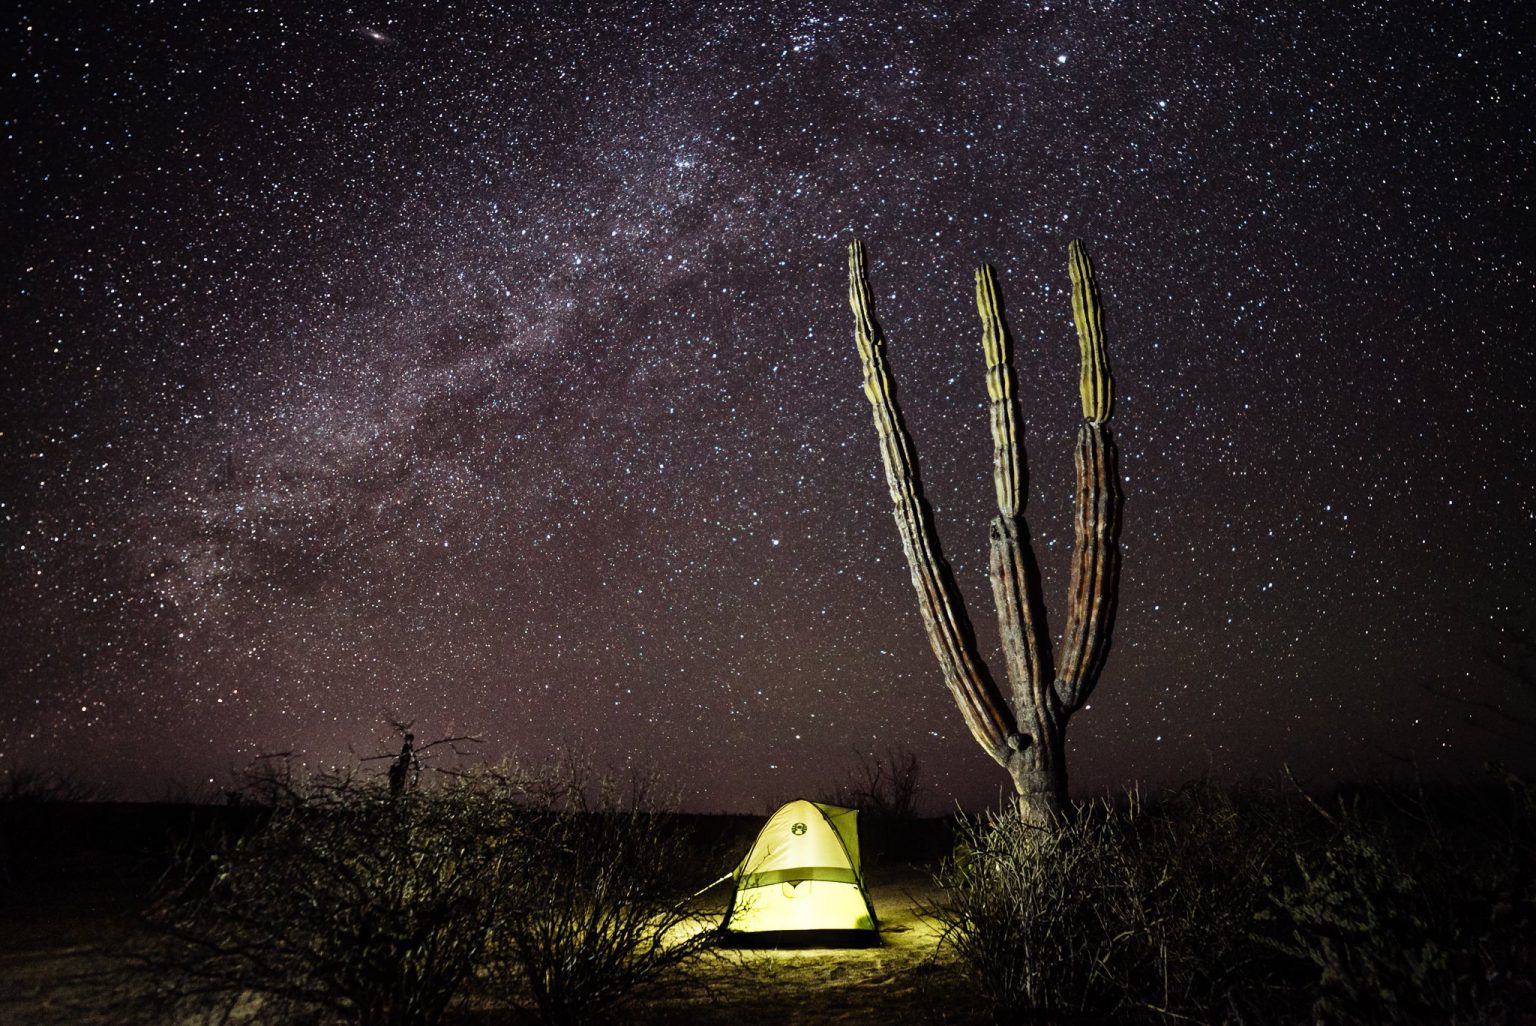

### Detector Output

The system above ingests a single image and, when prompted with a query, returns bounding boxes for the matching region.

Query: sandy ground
[640,865,986,1026]
[1,875,147,1026]
[0,865,988,1026]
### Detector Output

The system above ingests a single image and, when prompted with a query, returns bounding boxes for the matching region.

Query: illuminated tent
[720,799,879,946]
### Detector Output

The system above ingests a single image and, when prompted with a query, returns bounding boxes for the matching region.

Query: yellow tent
[720,799,879,946]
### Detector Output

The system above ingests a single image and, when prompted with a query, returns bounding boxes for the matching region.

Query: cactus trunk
[847,239,1123,826]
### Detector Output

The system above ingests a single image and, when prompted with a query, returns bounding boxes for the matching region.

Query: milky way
[3,2,1531,809]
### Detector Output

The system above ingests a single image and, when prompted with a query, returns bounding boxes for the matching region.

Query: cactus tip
[1068,239,1092,281]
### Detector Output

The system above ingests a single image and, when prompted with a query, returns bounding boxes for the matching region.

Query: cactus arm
[848,241,1017,763]
[975,265,1059,724]
[1055,241,1123,712]
[976,265,1026,520]
[1070,240,1114,424]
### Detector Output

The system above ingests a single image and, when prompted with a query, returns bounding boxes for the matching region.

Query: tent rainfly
[720,800,879,947]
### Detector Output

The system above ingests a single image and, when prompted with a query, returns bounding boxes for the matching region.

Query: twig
[1281,763,1337,827]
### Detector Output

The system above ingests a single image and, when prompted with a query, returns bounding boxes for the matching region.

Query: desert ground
[638,866,982,1026]
[0,807,985,1026]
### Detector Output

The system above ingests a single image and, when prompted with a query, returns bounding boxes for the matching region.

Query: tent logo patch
[791,822,807,835]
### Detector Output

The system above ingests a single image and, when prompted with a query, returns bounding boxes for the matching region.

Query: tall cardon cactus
[848,239,1123,824]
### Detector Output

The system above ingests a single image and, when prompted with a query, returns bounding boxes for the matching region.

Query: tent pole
[688,872,734,901]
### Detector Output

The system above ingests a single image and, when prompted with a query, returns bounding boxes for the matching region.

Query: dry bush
[483,765,717,1026]
[823,746,931,864]
[134,768,510,1026]
[933,804,1122,1020]
[1,765,111,804]
[934,776,1536,1025]
[126,759,715,1026]
[1264,770,1536,1025]
[931,785,1306,1024]
[828,747,923,823]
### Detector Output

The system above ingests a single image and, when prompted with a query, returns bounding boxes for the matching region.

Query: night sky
[4,1,1532,810]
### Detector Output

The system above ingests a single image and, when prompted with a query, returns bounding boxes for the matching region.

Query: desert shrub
[1265,771,1536,1025]
[828,747,924,822]
[1,766,117,894]
[483,766,717,1026]
[1268,816,1457,1025]
[136,768,512,1026]
[824,747,930,864]
[932,786,1306,1024]
[1062,787,1254,1019]
[1,765,111,804]
[130,760,715,1026]
[1111,783,1308,1020]
[933,803,1125,1020]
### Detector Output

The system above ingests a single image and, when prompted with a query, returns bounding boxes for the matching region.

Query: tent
[720,799,879,946]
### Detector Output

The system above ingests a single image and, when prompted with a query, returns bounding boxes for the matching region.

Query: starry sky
[3,1,1532,810]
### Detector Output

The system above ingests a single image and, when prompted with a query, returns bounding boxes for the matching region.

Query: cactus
[848,239,1123,824]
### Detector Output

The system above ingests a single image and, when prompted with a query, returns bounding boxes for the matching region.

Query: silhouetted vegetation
[930,772,1536,1025]
[1,765,113,805]
[482,767,718,1026]
[824,747,945,864]
[126,760,715,1026]
[7,762,1532,1025]
[1263,767,1535,1025]
[828,747,924,823]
